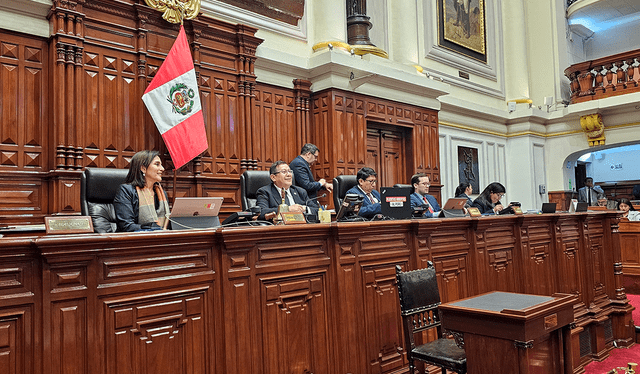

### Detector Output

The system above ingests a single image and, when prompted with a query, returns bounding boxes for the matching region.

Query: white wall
[586,19,640,60]
[585,146,640,183]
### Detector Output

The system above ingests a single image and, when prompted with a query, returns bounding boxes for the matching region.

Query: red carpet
[583,294,640,374]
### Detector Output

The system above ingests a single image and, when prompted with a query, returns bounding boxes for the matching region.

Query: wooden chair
[395,264,466,374]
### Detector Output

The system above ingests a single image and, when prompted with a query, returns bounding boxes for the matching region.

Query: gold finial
[144,0,200,25]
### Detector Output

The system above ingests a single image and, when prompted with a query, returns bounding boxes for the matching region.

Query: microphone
[305,193,327,207]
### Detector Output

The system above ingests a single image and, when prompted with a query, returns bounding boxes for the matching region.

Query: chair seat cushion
[412,338,466,371]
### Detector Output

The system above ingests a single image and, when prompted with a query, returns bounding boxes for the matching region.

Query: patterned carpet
[582,294,640,374]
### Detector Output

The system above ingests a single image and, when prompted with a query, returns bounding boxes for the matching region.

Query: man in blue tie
[346,167,382,219]
[409,173,441,218]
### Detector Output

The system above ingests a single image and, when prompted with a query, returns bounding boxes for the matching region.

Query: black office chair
[240,170,273,210]
[332,175,358,210]
[80,167,129,233]
[395,263,466,374]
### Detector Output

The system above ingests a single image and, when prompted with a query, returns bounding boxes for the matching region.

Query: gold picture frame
[438,0,487,63]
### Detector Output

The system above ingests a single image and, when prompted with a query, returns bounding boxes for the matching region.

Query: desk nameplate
[45,216,94,234]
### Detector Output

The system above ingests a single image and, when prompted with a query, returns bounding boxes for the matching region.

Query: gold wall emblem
[580,113,605,147]
[144,0,200,24]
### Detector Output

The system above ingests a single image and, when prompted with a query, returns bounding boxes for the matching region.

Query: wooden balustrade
[564,49,640,104]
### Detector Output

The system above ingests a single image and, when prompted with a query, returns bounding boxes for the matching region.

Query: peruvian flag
[142,25,208,169]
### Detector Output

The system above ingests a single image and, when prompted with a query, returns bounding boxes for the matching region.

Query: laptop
[442,198,467,211]
[170,197,224,230]
[575,202,588,212]
[380,186,412,219]
[541,202,556,214]
[439,198,468,218]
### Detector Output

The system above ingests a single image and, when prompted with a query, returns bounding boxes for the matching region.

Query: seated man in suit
[256,160,319,221]
[290,143,333,200]
[409,173,441,218]
[578,177,604,206]
[346,167,381,219]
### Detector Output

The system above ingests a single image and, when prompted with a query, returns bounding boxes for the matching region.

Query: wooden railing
[564,49,640,104]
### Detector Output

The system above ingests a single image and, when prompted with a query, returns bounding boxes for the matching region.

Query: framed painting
[457,146,480,194]
[438,0,487,63]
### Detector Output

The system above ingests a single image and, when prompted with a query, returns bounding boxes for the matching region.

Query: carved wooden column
[293,79,312,149]
[346,0,374,46]
[48,0,86,215]
[135,8,151,162]
[236,25,261,171]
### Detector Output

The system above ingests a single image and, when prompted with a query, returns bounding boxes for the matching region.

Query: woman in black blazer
[471,182,506,214]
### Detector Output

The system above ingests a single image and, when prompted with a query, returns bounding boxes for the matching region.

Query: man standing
[578,177,604,206]
[256,160,318,221]
[409,173,441,218]
[290,143,332,201]
[346,167,381,219]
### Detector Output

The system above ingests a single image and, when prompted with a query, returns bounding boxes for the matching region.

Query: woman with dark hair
[113,150,170,232]
[619,198,640,221]
[471,182,506,214]
[454,182,473,207]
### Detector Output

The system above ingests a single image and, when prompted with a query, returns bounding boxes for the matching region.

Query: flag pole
[172,7,183,205]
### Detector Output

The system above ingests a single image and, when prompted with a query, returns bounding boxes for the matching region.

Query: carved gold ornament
[144,0,200,24]
[580,113,605,147]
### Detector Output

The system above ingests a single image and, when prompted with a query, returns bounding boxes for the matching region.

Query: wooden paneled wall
[0,0,440,225]
[0,213,633,374]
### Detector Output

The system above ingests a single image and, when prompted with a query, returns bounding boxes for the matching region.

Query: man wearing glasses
[346,167,382,218]
[409,173,441,218]
[256,160,319,221]
[290,143,333,200]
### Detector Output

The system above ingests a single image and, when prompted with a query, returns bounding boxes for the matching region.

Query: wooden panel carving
[521,218,556,296]
[0,33,47,171]
[0,307,33,374]
[103,287,211,374]
[50,300,86,374]
[261,274,330,374]
[362,265,404,373]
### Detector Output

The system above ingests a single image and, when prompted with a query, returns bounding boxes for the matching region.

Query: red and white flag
[142,25,208,169]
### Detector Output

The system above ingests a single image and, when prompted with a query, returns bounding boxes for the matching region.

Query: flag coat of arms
[142,25,208,169]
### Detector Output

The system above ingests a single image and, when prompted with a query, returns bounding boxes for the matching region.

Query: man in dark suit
[256,160,319,221]
[345,167,381,219]
[409,173,441,218]
[578,177,604,206]
[290,143,332,200]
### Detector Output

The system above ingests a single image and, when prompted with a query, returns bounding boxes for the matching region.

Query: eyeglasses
[492,193,505,198]
[365,178,377,184]
[273,169,293,175]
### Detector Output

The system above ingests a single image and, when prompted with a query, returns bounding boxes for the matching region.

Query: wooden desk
[439,292,575,374]
[0,213,633,374]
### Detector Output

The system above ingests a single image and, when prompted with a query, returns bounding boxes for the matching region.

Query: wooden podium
[439,292,575,374]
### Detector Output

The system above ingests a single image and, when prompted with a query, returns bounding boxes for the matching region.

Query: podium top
[449,291,554,313]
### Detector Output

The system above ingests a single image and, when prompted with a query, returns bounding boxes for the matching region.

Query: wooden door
[366,126,407,187]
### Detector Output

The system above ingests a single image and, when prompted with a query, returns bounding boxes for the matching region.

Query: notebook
[380,186,412,219]
[170,197,224,230]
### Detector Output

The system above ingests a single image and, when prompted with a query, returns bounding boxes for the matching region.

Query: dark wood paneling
[0,1,443,224]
